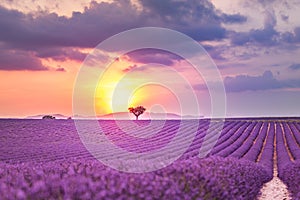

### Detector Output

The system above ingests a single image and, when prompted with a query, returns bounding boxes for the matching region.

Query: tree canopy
[128,106,146,120]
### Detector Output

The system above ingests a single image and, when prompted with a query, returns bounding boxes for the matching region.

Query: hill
[26,114,69,119]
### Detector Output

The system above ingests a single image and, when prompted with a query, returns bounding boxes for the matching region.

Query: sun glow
[94,59,182,116]
[94,59,144,116]
[95,81,143,115]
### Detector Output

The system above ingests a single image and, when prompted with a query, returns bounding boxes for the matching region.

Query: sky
[1,0,300,118]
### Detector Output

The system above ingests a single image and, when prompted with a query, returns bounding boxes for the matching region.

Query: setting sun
[94,58,145,115]
[94,57,182,117]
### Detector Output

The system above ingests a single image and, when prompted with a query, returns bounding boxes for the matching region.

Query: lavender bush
[279,161,300,200]
[0,156,271,200]
[1,119,300,199]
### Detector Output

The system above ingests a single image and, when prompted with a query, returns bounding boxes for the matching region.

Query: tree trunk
[135,115,138,120]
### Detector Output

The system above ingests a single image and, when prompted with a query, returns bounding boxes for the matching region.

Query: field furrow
[1,118,300,199]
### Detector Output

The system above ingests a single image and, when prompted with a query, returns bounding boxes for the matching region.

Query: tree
[42,115,55,119]
[128,106,146,120]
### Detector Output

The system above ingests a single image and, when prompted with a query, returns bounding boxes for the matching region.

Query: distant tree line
[42,115,56,119]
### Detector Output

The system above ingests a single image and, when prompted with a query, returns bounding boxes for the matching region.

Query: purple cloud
[289,63,300,70]
[0,0,246,49]
[293,27,300,41]
[230,24,282,47]
[281,14,289,22]
[224,70,300,92]
[36,48,86,62]
[224,70,281,92]
[125,49,182,66]
[138,0,246,40]
[122,64,138,73]
[0,0,248,70]
[221,13,247,24]
[0,48,47,71]
[1,0,300,72]
[121,48,190,73]
[195,70,300,92]
[230,8,279,46]
[56,67,66,72]
[229,3,300,49]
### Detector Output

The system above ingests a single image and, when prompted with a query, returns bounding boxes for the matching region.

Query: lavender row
[276,122,294,177]
[257,122,275,175]
[183,120,242,158]
[1,119,300,199]
[242,122,268,161]
[212,121,262,159]
[0,156,271,200]
[288,122,300,146]
[282,123,300,159]
[276,121,300,199]
[211,121,250,156]
[279,161,300,200]
[227,122,257,158]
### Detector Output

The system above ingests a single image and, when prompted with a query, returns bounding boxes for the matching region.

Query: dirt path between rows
[258,139,291,200]
[258,176,290,200]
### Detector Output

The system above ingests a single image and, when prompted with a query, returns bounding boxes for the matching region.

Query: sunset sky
[1,0,300,118]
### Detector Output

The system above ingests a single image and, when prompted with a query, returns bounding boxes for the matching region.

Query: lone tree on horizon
[128,106,146,120]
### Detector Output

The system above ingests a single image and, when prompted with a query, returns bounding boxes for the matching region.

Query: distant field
[0,119,300,199]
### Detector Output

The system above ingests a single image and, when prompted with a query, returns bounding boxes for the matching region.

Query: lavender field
[1,118,300,199]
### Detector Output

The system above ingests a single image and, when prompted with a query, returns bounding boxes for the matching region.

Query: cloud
[0,48,48,71]
[194,70,300,93]
[224,70,281,92]
[224,70,300,92]
[221,13,247,24]
[122,64,138,73]
[281,14,289,22]
[230,8,279,46]
[289,63,300,70]
[35,48,86,61]
[121,49,183,73]
[231,28,278,46]
[203,44,228,61]
[293,27,300,41]
[229,1,300,49]
[138,0,246,40]
[125,48,182,66]
[0,0,246,49]
[56,67,66,72]
[0,1,248,70]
